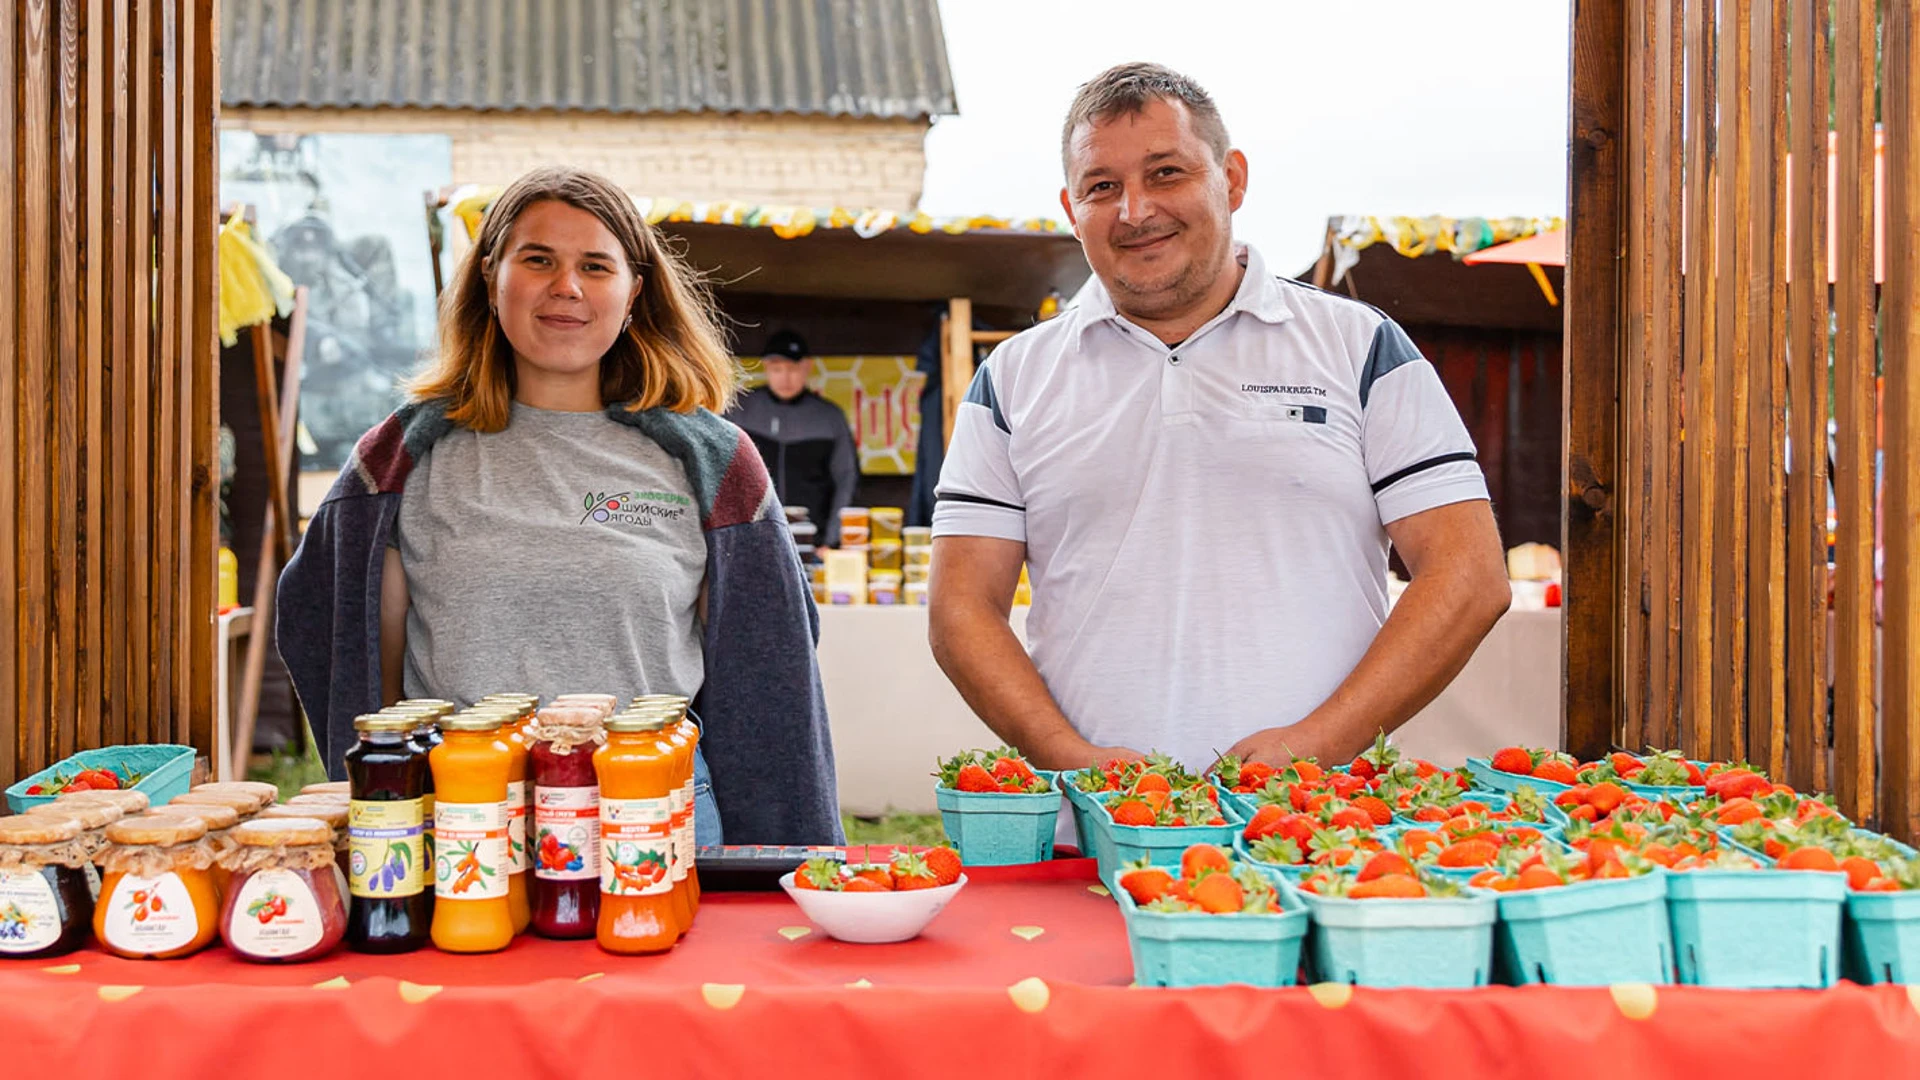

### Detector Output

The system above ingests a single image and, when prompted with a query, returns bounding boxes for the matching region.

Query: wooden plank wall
[1570,1,1919,839]
[2,0,219,787]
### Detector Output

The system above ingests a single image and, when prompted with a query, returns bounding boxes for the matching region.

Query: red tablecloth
[7,857,1920,1078]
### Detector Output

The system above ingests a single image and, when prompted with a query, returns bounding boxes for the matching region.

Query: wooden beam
[941,297,974,449]
[1832,0,1878,824]
[1882,0,1920,844]
[1564,0,1626,760]
[1678,0,1721,762]
[1647,0,1686,755]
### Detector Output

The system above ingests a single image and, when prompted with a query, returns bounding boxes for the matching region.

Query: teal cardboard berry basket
[1495,871,1674,986]
[1845,888,1920,984]
[1284,876,1498,988]
[1112,866,1308,988]
[1094,795,1243,873]
[5,744,195,814]
[933,771,1061,866]
[1665,868,1847,987]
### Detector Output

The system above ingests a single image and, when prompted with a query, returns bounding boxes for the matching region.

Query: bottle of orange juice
[632,695,699,924]
[429,713,514,954]
[593,712,680,954]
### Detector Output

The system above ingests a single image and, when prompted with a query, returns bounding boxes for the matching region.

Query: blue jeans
[693,747,723,848]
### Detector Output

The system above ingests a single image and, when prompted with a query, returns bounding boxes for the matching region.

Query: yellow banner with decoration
[739,356,925,475]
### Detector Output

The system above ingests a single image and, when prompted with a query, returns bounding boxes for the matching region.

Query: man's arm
[1226,499,1510,767]
[928,535,1144,770]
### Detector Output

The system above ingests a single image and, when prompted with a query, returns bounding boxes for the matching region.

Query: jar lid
[258,803,347,830]
[51,789,150,814]
[441,713,505,732]
[231,817,332,848]
[0,813,83,844]
[354,713,418,733]
[105,813,208,846]
[157,802,241,830]
[285,793,351,808]
[394,698,457,715]
[551,693,618,708]
[42,802,122,830]
[300,781,352,797]
[189,781,280,810]
[480,692,539,703]
[166,790,260,814]
[606,713,671,733]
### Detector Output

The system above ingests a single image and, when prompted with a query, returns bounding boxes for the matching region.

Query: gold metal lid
[354,713,419,733]
[605,712,671,733]
[394,698,457,716]
[441,713,506,732]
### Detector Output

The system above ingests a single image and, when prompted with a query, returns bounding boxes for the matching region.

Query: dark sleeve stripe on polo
[962,362,1011,434]
[937,490,1026,513]
[1359,319,1425,408]
[1370,451,1479,495]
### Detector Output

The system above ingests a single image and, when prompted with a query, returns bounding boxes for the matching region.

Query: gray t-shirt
[397,402,707,706]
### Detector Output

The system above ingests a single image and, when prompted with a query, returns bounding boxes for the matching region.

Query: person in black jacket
[727,329,858,546]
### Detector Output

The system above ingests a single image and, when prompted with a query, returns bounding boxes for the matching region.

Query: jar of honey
[219,818,349,963]
[42,798,125,900]
[429,712,513,953]
[594,712,680,954]
[94,813,220,959]
[0,813,94,958]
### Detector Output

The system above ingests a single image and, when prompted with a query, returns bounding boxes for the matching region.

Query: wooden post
[1882,0,1920,843]
[942,297,974,448]
[1564,0,1626,760]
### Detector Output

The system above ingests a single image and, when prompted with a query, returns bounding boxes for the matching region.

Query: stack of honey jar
[0,691,702,964]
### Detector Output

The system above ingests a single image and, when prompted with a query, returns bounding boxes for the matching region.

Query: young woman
[277,166,841,845]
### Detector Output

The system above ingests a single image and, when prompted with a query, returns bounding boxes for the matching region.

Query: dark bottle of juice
[529,706,605,938]
[407,717,445,909]
[345,714,432,953]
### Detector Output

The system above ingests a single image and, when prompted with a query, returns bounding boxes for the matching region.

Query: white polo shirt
[933,244,1488,772]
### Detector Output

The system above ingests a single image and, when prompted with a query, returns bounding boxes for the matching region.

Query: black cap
[761,329,809,362]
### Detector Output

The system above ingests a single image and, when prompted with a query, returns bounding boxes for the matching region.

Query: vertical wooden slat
[1882,0,1920,844]
[1564,0,1626,762]
[1712,0,1755,766]
[1679,0,1720,762]
[126,0,154,749]
[152,0,180,750]
[103,0,130,753]
[1745,0,1789,779]
[1647,0,1686,755]
[1,0,19,786]
[1619,0,1653,755]
[1831,0,1878,824]
[54,0,85,767]
[20,0,56,779]
[187,0,219,766]
[80,0,108,755]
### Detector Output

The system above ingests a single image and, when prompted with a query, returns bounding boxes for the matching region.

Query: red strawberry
[1243,804,1288,841]
[991,756,1037,783]
[1491,747,1535,775]
[1530,759,1579,785]
[1118,863,1174,905]
[954,764,998,792]
[889,851,941,890]
[1110,798,1157,826]
[1350,795,1394,827]
[1329,806,1374,831]
[1180,843,1231,881]
[922,845,963,886]
[849,863,895,890]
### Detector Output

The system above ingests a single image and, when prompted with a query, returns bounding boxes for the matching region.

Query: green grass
[246,740,328,801]
[840,812,947,847]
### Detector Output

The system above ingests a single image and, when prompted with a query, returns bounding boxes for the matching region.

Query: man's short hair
[1060,62,1231,178]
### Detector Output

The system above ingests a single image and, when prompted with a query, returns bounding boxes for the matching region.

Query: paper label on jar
[226,869,325,958]
[348,798,425,899]
[534,785,599,881]
[683,778,699,857]
[435,801,508,900]
[667,785,689,882]
[101,873,198,954]
[420,793,436,892]
[506,780,529,874]
[600,797,672,896]
[84,862,101,902]
[0,870,64,953]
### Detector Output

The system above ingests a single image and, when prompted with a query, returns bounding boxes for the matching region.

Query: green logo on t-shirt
[581,490,693,527]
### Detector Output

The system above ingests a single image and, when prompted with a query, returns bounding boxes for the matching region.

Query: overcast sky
[921,0,1572,276]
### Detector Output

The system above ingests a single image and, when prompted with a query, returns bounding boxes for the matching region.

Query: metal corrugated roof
[220,0,958,120]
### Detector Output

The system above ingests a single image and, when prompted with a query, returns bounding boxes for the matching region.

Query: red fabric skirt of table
[6,857,1920,1079]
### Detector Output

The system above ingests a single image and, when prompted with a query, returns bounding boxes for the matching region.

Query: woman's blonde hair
[408,166,737,428]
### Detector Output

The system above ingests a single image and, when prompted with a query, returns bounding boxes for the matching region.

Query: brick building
[217,0,958,211]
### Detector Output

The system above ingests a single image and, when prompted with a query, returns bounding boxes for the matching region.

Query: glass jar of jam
[429,712,513,954]
[259,803,350,912]
[0,813,94,958]
[595,712,681,954]
[157,802,242,902]
[42,799,125,900]
[94,813,220,959]
[300,781,352,799]
[218,818,348,963]
[54,789,150,816]
[345,713,431,954]
[529,706,606,939]
[187,781,280,814]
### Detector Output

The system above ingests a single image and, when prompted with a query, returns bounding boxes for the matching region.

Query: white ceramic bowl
[777,872,969,943]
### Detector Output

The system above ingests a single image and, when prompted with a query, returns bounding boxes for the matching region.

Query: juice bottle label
[227,869,324,958]
[600,797,673,896]
[100,873,198,953]
[668,785,689,882]
[435,801,509,901]
[348,798,425,899]
[683,778,698,861]
[420,793,437,892]
[534,785,600,881]
[0,870,63,952]
[506,780,529,874]
[83,863,101,902]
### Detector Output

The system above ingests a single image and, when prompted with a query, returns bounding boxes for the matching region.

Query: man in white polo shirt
[929,62,1511,776]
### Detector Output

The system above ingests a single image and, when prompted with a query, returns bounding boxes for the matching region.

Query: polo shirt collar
[1072,241,1294,345]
